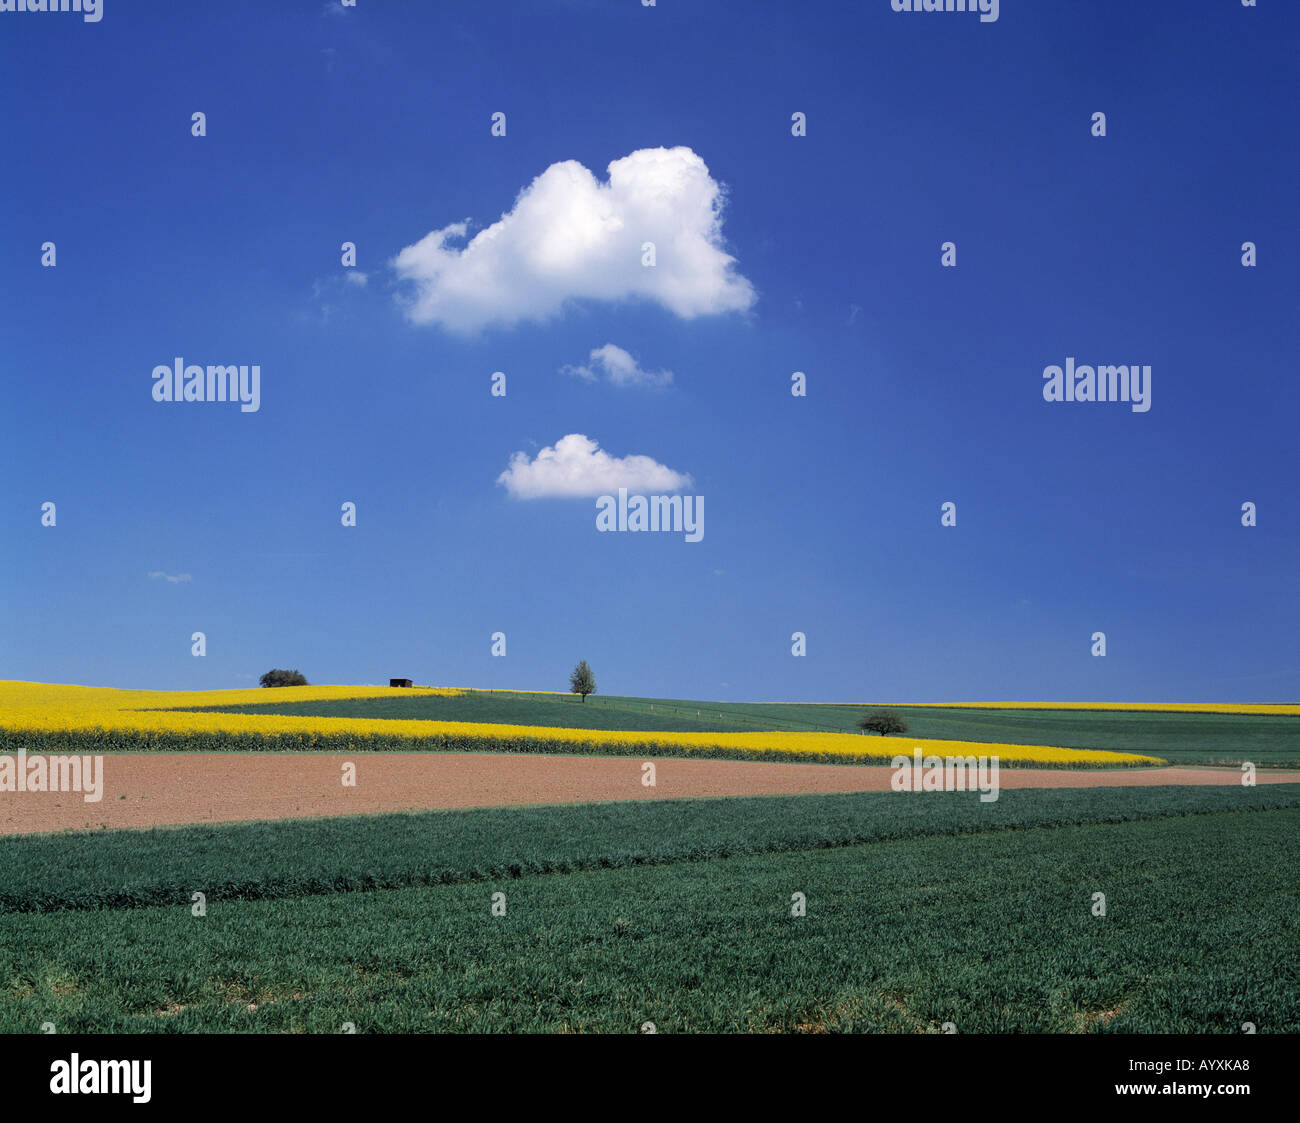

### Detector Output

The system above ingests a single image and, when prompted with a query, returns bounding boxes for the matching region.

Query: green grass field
[3,785,1297,1032]
[191,689,1300,767]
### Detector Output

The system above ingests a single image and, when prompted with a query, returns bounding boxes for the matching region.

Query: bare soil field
[3,752,1297,836]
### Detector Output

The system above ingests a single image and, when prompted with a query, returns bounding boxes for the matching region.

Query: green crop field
[191,689,1300,767]
[191,690,746,734]
[2,785,1296,1033]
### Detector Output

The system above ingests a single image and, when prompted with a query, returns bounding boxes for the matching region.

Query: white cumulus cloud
[562,343,672,388]
[496,433,692,499]
[392,146,755,332]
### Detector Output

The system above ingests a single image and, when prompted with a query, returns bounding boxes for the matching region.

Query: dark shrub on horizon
[259,668,309,688]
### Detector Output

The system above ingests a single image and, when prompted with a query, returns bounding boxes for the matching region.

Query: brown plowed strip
[2,753,1297,836]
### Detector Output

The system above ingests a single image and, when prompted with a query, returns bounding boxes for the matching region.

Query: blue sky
[2,0,1296,702]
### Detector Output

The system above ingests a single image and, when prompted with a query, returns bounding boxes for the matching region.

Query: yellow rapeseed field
[941,702,1300,716]
[0,681,1165,767]
[776,700,1300,716]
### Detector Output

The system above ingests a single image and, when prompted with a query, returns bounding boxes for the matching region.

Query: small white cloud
[148,571,192,584]
[497,433,691,500]
[309,272,368,322]
[392,146,755,332]
[562,343,672,388]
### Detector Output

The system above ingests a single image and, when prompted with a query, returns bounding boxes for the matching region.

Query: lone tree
[260,668,309,688]
[857,707,907,736]
[569,660,596,703]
